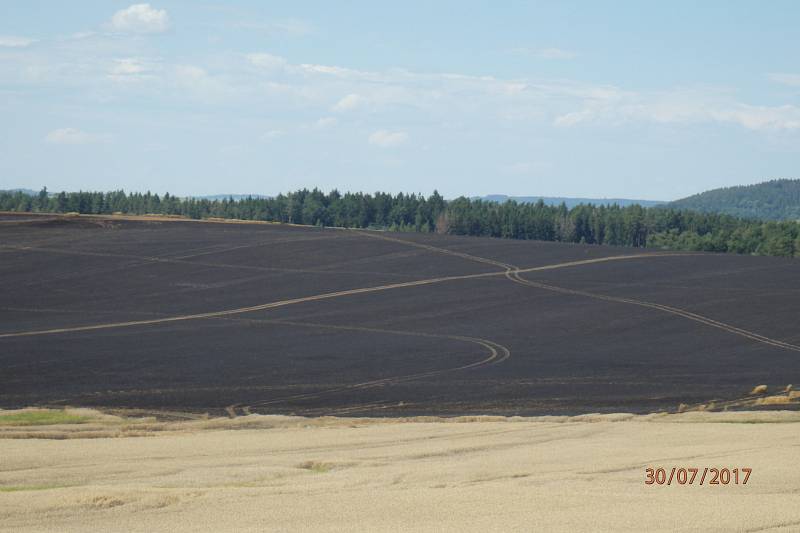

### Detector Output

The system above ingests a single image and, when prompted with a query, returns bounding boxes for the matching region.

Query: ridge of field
[1,214,798,416]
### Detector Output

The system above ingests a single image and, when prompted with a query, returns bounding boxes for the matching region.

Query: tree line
[2,187,799,258]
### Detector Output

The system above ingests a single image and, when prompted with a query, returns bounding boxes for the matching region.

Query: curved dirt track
[362,231,800,354]
[229,319,510,413]
[0,239,411,279]
[0,250,688,339]
[2,216,799,415]
[507,270,800,353]
[238,229,800,412]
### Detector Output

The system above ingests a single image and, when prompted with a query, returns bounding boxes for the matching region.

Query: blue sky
[1,1,799,200]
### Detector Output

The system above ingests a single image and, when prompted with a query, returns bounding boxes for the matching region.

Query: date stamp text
[645,467,751,486]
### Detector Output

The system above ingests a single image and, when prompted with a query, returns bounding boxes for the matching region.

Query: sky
[1,1,799,200]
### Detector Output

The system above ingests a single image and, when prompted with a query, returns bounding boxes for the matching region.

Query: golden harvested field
[1,409,799,532]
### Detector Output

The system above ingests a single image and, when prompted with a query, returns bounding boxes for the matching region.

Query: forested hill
[2,187,799,258]
[669,179,800,221]
[478,195,663,208]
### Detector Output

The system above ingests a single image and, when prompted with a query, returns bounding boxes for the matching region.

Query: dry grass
[677,384,800,412]
[0,409,91,426]
[756,395,793,405]
[143,213,186,219]
[0,408,135,438]
[755,389,800,406]
[3,409,800,442]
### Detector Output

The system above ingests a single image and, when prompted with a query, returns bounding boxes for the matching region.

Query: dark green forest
[669,179,800,221]
[2,187,799,257]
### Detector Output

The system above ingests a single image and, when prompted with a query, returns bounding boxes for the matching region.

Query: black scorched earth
[1,213,799,416]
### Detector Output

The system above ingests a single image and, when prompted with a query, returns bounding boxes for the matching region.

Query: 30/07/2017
[645,467,751,486]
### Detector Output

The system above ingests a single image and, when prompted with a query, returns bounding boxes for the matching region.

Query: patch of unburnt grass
[0,483,71,492]
[0,409,91,426]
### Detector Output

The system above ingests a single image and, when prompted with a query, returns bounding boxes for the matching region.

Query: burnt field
[1,213,799,416]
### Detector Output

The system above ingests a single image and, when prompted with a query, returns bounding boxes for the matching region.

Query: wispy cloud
[259,130,284,142]
[8,38,800,139]
[0,35,37,48]
[44,128,108,145]
[332,94,362,112]
[108,57,160,82]
[246,53,287,70]
[109,4,170,34]
[369,130,408,147]
[312,117,338,130]
[172,64,237,101]
[553,88,800,131]
[769,73,800,87]
[712,104,800,131]
[68,31,96,41]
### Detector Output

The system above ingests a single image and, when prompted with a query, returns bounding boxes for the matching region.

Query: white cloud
[368,130,408,147]
[111,59,148,76]
[69,31,96,41]
[0,36,37,48]
[108,57,159,82]
[712,105,800,131]
[554,110,596,127]
[172,65,236,101]
[553,89,800,131]
[109,4,169,33]
[769,73,800,87]
[44,128,106,145]
[313,117,337,130]
[175,65,206,80]
[246,53,287,70]
[332,93,361,112]
[295,63,369,79]
[9,38,800,141]
[260,130,284,142]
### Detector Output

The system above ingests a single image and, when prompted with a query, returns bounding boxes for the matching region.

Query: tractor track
[361,231,800,354]
[219,318,510,415]
[5,226,798,416]
[0,252,691,339]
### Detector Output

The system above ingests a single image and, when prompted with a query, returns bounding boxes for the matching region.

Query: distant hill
[669,179,800,221]
[1,188,38,196]
[476,195,664,208]
[196,194,269,201]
